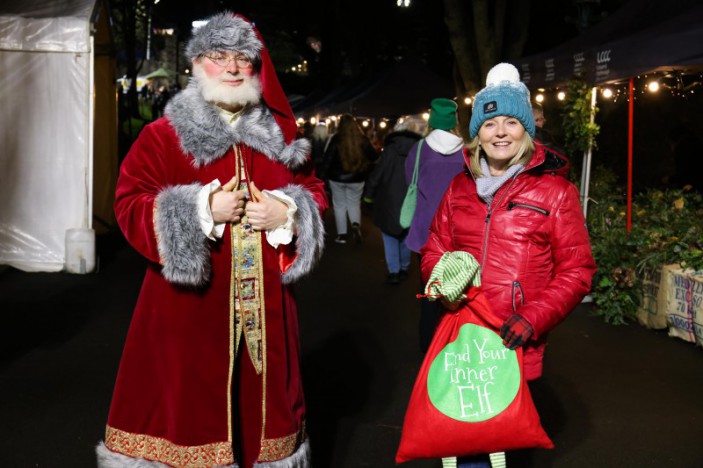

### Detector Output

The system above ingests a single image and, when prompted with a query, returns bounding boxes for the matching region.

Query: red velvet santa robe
[103,110,327,467]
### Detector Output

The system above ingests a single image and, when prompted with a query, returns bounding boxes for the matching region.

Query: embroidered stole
[230,144,265,374]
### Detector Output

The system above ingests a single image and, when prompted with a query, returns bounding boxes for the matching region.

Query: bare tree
[443,0,530,97]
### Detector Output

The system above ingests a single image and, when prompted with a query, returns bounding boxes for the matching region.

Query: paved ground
[1,211,702,467]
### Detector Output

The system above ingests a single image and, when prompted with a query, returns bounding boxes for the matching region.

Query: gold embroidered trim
[258,426,306,462]
[258,233,268,441]
[105,425,234,467]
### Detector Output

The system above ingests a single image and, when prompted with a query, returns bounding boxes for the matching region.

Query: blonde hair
[467,132,535,177]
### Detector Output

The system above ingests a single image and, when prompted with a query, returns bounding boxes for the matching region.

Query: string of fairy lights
[295,70,703,130]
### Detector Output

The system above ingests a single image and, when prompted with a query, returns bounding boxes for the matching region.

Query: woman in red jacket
[421,63,596,467]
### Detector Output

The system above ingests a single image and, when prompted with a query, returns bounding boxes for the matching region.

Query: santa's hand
[210,176,246,224]
[245,181,289,231]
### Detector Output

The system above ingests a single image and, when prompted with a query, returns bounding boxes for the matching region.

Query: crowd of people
[101,10,595,468]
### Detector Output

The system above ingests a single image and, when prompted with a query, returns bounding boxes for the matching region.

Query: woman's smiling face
[478,116,526,174]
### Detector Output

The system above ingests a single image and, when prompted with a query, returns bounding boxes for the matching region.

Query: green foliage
[562,79,600,155]
[587,166,703,324]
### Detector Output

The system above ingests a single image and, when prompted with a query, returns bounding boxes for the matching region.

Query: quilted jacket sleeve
[517,183,596,338]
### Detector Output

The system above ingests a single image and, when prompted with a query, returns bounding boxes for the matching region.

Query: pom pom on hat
[469,63,535,139]
[485,63,521,86]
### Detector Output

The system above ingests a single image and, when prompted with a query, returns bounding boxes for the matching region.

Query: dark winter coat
[364,130,422,236]
[421,144,596,380]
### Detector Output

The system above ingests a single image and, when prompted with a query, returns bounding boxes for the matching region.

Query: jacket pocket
[512,280,525,313]
[507,201,550,216]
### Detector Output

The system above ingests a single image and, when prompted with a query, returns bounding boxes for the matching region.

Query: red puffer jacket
[421,145,596,380]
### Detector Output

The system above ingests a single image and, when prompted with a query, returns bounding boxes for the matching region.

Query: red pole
[627,77,634,232]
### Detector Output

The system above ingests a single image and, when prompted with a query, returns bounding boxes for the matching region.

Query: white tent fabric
[0,0,97,271]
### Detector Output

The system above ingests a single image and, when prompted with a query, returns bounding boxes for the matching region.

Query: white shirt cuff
[198,180,226,240]
[262,189,297,248]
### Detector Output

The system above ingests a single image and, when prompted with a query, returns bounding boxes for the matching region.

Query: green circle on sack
[427,323,520,422]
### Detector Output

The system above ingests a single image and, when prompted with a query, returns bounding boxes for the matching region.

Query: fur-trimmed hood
[164,82,310,169]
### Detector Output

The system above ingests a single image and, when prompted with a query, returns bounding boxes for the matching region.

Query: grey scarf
[475,157,524,206]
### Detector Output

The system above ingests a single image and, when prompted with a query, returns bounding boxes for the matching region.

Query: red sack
[396,288,553,463]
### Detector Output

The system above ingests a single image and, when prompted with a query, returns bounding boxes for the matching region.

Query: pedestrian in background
[310,122,329,169]
[364,116,424,284]
[404,98,465,351]
[422,63,596,467]
[321,113,379,244]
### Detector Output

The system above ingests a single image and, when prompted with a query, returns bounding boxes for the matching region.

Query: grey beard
[193,66,261,107]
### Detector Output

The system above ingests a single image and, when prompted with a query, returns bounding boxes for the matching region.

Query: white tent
[0,0,116,273]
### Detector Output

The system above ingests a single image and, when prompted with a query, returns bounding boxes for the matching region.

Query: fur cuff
[278,185,325,285]
[253,439,311,468]
[155,184,211,287]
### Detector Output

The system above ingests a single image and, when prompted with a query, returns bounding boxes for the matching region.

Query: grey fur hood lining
[165,83,310,169]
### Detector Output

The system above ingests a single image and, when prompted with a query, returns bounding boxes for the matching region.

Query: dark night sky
[147,0,629,96]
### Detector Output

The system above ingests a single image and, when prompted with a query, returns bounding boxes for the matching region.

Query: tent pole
[88,36,95,230]
[627,77,634,232]
[581,86,597,219]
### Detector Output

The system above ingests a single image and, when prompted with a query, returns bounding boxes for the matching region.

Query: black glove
[499,314,533,350]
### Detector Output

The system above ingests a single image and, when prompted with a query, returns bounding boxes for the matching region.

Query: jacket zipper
[512,280,525,312]
[481,175,520,267]
[507,202,550,216]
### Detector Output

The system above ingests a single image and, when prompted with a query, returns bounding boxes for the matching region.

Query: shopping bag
[399,140,423,229]
[396,287,553,463]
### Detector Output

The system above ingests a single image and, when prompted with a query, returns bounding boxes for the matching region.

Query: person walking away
[321,113,378,243]
[421,63,596,467]
[310,122,329,169]
[97,12,327,468]
[364,117,423,284]
[404,98,465,351]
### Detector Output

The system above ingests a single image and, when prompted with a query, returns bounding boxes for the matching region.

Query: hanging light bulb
[310,117,317,125]
[379,121,387,129]
[297,117,305,125]
[602,88,613,99]
[535,93,545,103]
[362,120,369,128]
[422,112,430,121]
[557,91,566,101]
[648,81,660,92]
[464,96,472,105]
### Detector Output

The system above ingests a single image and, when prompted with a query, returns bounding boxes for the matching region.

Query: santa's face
[193,50,261,107]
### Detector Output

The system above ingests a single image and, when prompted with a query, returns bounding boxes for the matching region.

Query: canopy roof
[144,67,173,79]
[510,0,703,88]
[0,0,100,53]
